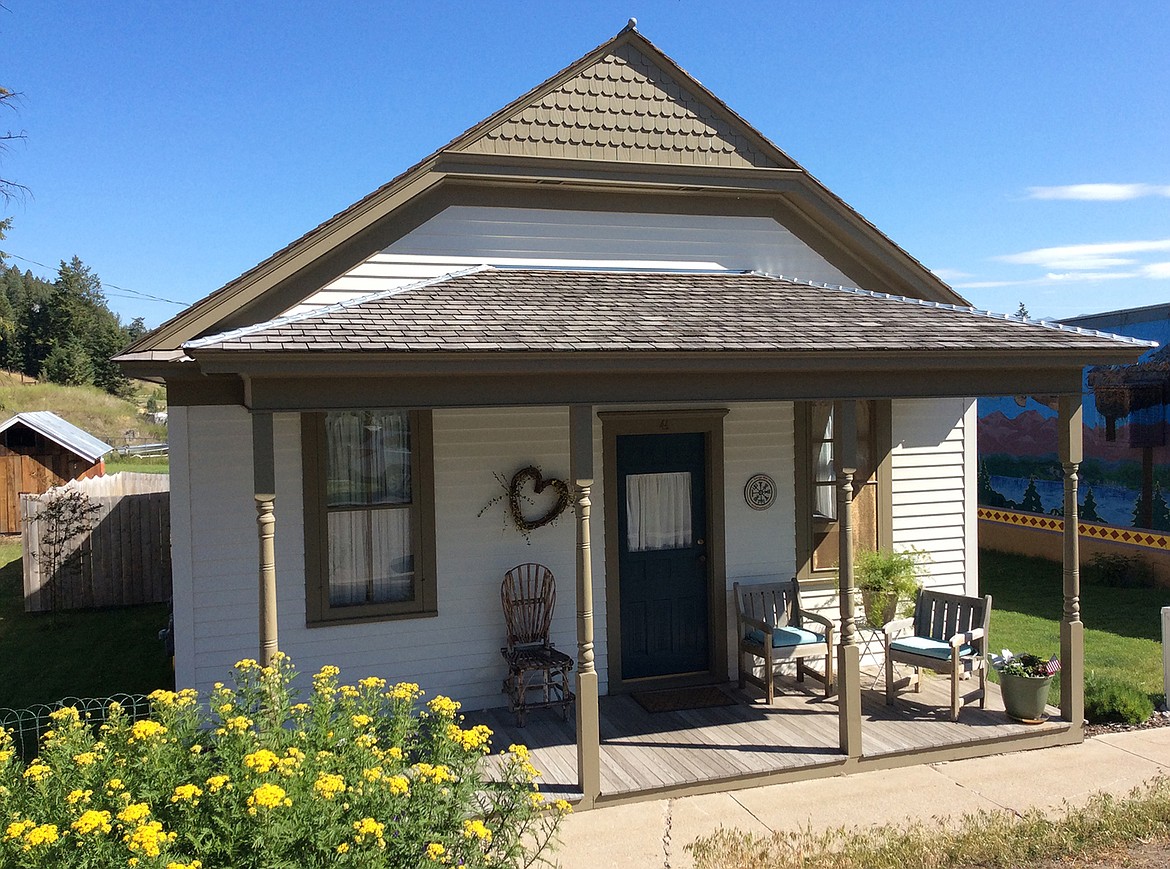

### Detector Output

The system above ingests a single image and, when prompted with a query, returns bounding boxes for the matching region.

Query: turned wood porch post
[569,404,601,807]
[1058,395,1084,730]
[835,400,863,757]
[252,412,279,665]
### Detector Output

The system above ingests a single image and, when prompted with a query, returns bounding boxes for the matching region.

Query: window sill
[306,608,439,628]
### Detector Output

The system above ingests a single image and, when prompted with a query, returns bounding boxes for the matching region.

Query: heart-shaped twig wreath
[479,465,573,542]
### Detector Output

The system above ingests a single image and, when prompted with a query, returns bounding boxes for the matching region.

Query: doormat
[632,685,737,714]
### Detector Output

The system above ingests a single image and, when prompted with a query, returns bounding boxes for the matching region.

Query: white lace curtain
[325,410,414,605]
[326,411,411,507]
[626,472,693,552]
[814,406,836,520]
[327,509,413,605]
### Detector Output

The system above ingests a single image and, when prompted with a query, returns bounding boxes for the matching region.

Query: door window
[625,471,693,552]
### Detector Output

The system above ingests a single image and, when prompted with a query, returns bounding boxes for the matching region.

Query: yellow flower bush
[0,655,565,867]
[72,809,112,836]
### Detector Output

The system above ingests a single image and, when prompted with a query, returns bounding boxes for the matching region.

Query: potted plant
[854,547,925,627]
[992,650,1060,723]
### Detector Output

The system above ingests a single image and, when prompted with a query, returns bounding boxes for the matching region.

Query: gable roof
[119,23,964,370]
[0,411,113,463]
[185,267,1148,361]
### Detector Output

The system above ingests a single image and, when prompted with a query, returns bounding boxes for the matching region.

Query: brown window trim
[794,400,892,584]
[302,410,437,626]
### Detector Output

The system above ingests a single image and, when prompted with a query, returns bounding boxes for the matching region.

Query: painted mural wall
[977,304,1170,530]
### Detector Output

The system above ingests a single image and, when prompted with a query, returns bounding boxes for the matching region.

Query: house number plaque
[744,473,776,511]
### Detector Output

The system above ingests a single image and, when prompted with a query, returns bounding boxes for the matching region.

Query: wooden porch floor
[468,671,1071,805]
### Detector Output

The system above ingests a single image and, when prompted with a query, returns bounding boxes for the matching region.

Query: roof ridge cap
[183,265,494,350]
[818,281,1157,349]
[750,270,1155,347]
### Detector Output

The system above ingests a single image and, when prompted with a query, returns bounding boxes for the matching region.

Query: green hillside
[0,370,165,448]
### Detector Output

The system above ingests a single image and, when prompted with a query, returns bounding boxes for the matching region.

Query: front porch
[471,673,1073,807]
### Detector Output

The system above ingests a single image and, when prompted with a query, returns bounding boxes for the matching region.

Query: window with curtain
[803,401,882,574]
[325,410,414,606]
[305,410,435,624]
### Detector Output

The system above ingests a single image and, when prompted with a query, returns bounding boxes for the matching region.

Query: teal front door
[617,432,710,680]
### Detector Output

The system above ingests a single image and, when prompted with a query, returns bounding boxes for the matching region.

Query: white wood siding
[286,207,858,314]
[181,406,263,691]
[890,398,975,595]
[720,402,797,678]
[168,406,197,692]
[178,402,803,705]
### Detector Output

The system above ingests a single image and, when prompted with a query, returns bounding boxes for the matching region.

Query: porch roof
[185,267,1149,361]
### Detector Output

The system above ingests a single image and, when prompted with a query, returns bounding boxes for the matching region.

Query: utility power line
[2,252,187,307]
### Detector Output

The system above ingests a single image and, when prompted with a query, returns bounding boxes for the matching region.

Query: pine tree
[1020,476,1044,513]
[1151,483,1170,532]
[1132,491,1151,529]
[1080,487,1101,522]
[977,460,1009,508]
[41,338,94,386]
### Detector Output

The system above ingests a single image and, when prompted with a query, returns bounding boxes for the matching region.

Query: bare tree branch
[0,85,30,204]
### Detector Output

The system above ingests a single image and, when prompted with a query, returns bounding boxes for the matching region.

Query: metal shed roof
[0,411,113,464]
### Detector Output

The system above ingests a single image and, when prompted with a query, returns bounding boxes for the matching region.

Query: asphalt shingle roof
[185,269,1149,356]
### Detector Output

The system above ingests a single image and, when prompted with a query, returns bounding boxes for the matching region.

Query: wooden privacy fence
[21,473,171,612]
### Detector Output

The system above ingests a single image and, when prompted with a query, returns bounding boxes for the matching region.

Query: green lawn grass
[0,541,174,710]
[104,454,170,475]
[980,549,1169,705]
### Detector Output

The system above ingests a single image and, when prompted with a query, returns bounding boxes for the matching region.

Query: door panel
[617,432,709,679]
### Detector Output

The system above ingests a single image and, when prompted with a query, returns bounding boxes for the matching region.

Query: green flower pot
[1000,672,1053,722]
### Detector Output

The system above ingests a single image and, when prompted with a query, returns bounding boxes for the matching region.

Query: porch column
[569,404,601,807]
[252,412,279,665]
[1058,395,1084,730]
[834,400,863,758]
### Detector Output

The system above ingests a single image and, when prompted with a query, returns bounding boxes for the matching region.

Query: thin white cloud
[929,267,973,282]
[1041,271,1137,282]
[954,272,1137,290]
[997,238,1170,270]
[1142,262,1170,279]
[1027,183,1170,201]
[953,279,1024,289]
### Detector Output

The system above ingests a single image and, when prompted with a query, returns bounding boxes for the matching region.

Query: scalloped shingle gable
[462,43,777,167]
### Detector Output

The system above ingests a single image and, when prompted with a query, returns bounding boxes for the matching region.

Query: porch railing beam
[252,411,279,666]
[834,400,862,758]
[1058,395,1084,730]
[569,404,601,808]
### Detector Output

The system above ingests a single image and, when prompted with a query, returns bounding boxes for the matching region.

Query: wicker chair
[884,589,991,721]
[500,563,574,726]
[734,579,835,702]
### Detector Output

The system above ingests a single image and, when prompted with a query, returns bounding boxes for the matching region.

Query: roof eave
[186,345,1147,378]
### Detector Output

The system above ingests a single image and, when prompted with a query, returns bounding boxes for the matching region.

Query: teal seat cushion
[889,636,973,661]
[746,627,825,648]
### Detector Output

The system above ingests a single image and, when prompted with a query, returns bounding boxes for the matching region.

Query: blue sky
[2,1,1168,327]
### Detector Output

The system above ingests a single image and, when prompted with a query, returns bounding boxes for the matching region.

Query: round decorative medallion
[744,473,776,511]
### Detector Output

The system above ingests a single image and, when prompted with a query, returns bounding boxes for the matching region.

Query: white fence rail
[21,473,171,612]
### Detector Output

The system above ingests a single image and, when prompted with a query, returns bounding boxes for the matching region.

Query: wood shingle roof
[186,268,1148,358]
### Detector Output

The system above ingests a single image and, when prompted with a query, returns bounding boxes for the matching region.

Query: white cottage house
[117,24,1147,807]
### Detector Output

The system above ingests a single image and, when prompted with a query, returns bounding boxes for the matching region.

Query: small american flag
[1046,655,1061,675]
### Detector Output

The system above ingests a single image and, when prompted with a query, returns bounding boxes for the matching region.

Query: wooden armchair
[500,563,574,726]
[884,589,991,721]
[734,579,835,702]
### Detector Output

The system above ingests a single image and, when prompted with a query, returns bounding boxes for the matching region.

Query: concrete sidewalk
[552,728,1170,869]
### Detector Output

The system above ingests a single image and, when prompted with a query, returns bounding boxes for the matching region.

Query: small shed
[0,411,111,533]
